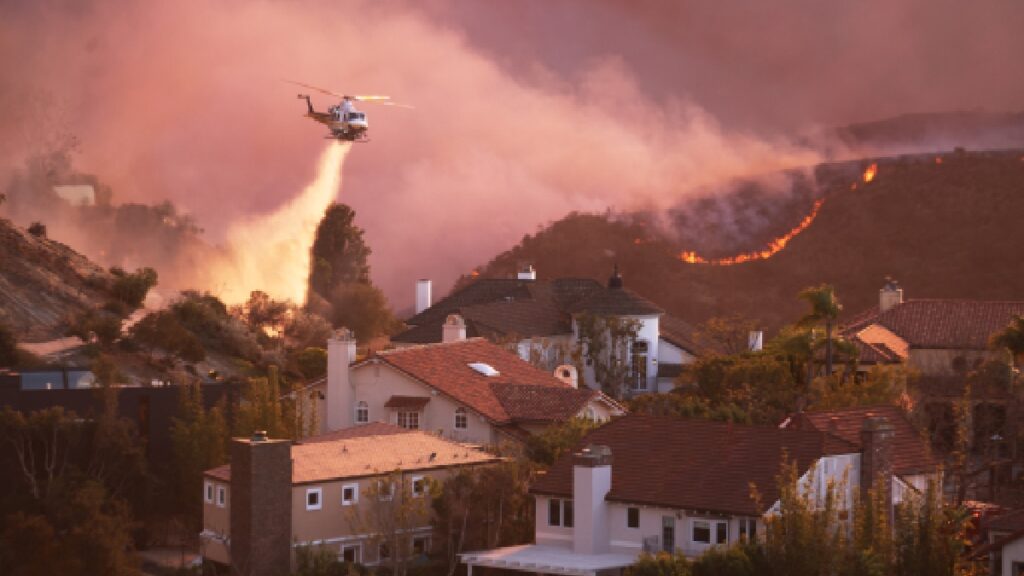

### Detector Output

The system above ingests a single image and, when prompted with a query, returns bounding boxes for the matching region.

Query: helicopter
[289,81,411,142]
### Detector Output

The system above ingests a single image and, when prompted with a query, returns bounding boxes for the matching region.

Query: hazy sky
[2,0,1022,308]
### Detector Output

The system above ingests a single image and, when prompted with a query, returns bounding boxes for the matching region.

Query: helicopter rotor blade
[284,80,346,100]
[354,95,415,109]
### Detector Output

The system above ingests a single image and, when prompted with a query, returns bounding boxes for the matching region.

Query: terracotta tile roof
[659,314,701,354]
[384,395,432,409]
[855,324,909,359]
[784,405,939,475]
[987,509,1024,533]
[843,300,1024,350]
[302,421,411,443]
[489,382,600,422]
[530,414,857,516]
[203,426,501,485]
[369,338,581,424]
[852,339,904,364]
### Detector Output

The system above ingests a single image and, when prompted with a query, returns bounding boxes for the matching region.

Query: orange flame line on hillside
[679,198,826,266]
[863,163,878,183]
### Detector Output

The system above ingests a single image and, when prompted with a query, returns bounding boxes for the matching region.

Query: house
[302,328,625,444]
[842,279,1023,461]
[461,413,928,575]
[973,509,1024,576]
[200,423,502,576]
[843,278,1024,377]
[779,404,942,499]
[397,266,702,395]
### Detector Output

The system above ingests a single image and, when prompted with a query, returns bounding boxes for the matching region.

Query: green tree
[234,365,294,439]
[130,309,206,363]
[170,381,229,530]
[0,317,18,368]
[807,365,913,411]
[525,417,600,466]
[321,282,400,342]
[797,284,843,378]
[308,203,371,301]
[626,551,691,576]
[243,290,289,334]
[573,312,642,398]
[109,266,158,310]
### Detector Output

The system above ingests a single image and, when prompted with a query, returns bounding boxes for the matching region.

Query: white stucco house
[395,266,702,396]
[461,412,938,576]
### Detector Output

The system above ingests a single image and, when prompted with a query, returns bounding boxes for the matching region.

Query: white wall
[1002,535,1024,576]
[571,314,661,394]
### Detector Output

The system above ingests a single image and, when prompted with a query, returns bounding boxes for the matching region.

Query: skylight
[468,362,500,377]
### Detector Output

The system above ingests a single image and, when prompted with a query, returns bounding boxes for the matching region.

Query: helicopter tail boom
[297,94,314,114]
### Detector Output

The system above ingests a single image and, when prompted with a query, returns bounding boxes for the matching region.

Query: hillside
[466,149,1024,333]
[0,218,114,342]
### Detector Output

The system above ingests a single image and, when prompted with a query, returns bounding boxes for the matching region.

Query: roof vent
[251,430,268,442]
[468,362,500,377]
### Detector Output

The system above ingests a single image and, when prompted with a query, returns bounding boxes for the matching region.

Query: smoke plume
[1,1,1022,310]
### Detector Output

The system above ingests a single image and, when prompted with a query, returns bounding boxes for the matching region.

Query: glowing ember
[471,269,480,277]
[935,156,943,164]
[862,163,878,183]
[679,198,825,266]
[633,238,643,245]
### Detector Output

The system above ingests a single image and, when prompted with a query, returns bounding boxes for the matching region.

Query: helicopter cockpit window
[347,112,365,121]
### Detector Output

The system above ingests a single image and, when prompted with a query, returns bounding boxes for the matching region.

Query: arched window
[454,407,468,430]
[355,401,369,424]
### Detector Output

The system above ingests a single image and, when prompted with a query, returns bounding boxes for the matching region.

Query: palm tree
[991,315,1024,383]
[797,284,843,377]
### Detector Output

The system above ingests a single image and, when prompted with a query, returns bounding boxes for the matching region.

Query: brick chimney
[879,277,903,313]
[573,445,613,554]
[230,433,292,576]
[860,416,895,524]
[442,313,467,343]
[326,328,356,431]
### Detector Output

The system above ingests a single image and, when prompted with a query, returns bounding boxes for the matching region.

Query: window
[692,520,711,544]
[548,498,561,526]
[378,541,390,561]
[627,507,640,529]
[585,407,598,422]
[739,518,757,541]
[216,485,226,508]
[397,411,420,430]
[454,407,468,430]
[548,498,573,527]
[692,519,728,545]
[631,341,649,391]
[412,536,430,556]
[377,480,395,501]
[340,544,361,564]
[204,481,214,504]
[411,476,427,497]
[306,487,323,511]
[342,483,359,506]
[356,401,369,424]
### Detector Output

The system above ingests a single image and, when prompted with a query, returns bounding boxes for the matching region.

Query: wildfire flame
[862,163,878,183]
[679,198,826,266]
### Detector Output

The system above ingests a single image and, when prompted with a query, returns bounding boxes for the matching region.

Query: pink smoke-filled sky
[2,0,1023,310]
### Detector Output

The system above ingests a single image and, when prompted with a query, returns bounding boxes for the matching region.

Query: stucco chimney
[554,364,579,388]
[517,265,537,281]
[326,328,356,431]
[415,279,432,315]
[879,277,903,313]
[230,435,292,576]
[573,445,613,555]
[860,415,895,524]
[748,331,764,352]
[442,314,467,343]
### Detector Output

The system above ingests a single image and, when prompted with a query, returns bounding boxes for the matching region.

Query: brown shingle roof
[369,338,579,424]
[489,382,600,422]
[659,314,701,354]
[568,286,664,316]
[844,300,1024,350]
[530,414,857,516]
[204,425,501,485]
[784,405,939,475]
